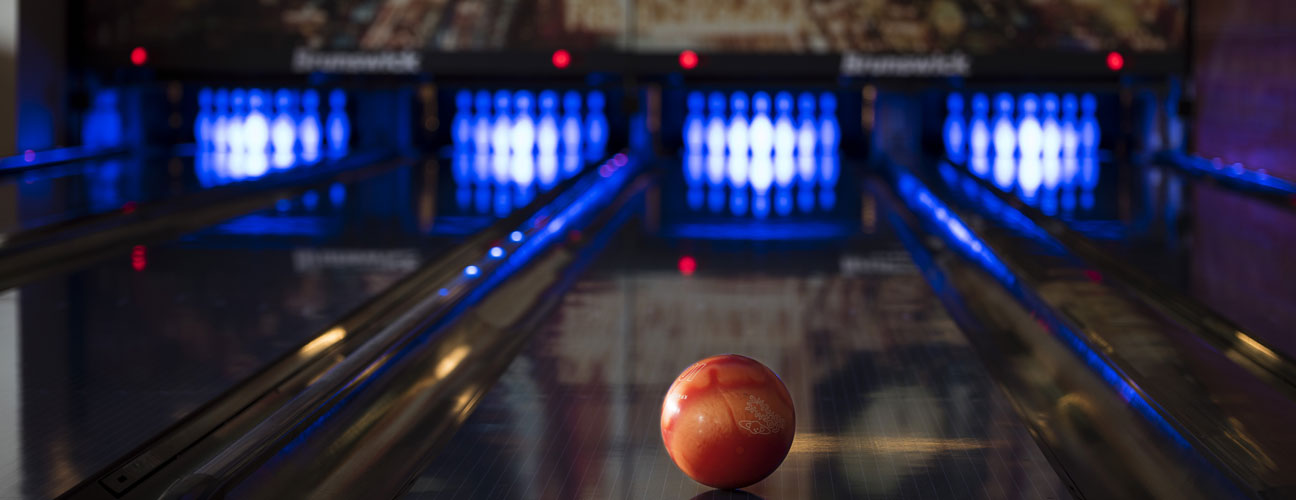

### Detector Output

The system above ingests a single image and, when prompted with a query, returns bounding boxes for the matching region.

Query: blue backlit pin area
[681,90,840,218]
[192,86,350,188]
[945,91,1101,212]
[449,88,608,216]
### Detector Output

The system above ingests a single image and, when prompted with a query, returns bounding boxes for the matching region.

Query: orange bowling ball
[661,354,795,489]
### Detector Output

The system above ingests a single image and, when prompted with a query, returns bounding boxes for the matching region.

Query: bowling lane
[403,163,1069,499]
[936,148,1296,360]
[0,150,566,499]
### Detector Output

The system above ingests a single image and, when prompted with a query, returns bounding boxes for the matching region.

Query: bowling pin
[992,92,1015,159]
[1041,93,1062,189]
[796,92,817,159]
[195,88,214,151]
[326,89,351,155]
[244,89,271,154]
[228,88,247,154]
[473,90,492,153]
[584,90,608,160]
[298,89,323,161]
[537,90,559,155]
[1061,94,1079,159]
[453,90,473,149]
[511,90,536,158]
[1080,93,1099,155]
[213,89,231,153]
[943,93,966,161]
[244,89,271,177]
[748,92,773,159]
[773,92,795,158]
[818,92,839,153]
[727,91,750,158]
[491,90,513,157]
[561,90,582,156]
[795,93,817,184]
[1017,93,1042,159]
[491,91,513,182]
[271,89,298,168]
[969,93,990,160]
[685,91,706,153]
[727,92,750,187]
[703,92,724,159]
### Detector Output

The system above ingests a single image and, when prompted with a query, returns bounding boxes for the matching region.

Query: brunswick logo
[292,48,421,74]
[839,53,970,77]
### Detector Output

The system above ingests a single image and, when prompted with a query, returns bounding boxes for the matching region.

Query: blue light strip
[891,163,1205,460]
[1155,150,1296,201]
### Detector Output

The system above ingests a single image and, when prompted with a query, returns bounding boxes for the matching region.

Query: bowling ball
[661,354,795,489]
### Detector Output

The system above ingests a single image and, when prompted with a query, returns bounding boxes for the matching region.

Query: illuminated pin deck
[193,87,350,187]
[945,91,1102,213]
[447,88,609,217]
[681,90,840,218]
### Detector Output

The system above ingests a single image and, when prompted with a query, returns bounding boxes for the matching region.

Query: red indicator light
[678,50,698,70]
[678,256,697,276]
[122,201,137,214]
[131,245,147,271]
[130,47,148,66]
[23,150,34,162]
[552,49,571,69]
[1106,51,1124,71]
[1083,269,1103,283]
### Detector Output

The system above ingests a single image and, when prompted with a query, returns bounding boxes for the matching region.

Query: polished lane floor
[0,153,556,498]
[404,165,1069,499]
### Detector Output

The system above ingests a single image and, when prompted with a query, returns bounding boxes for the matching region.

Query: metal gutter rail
[873,162,1248,499]
[159,153,643,500]
[1152,150,1296,209]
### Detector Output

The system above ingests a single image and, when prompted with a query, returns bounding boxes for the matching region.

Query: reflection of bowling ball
[661,354,795,489]
[688,489,766,500]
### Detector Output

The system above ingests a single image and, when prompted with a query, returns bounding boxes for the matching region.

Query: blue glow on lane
[893,162,1204,473]
[943,93,966,162]
[510,231,524,242]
